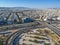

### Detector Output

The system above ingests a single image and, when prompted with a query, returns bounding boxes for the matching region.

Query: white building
[57,17,60,20]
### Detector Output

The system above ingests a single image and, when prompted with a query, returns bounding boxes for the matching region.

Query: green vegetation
[19,18,22,23]
[44,42,47,45]
[29,39,33,42]
[0,39,3,45]
[34,36,42,39]
[22,43,27,45]
[33,40,39,43]
[2,27,9,30]
[29,39,39,43]
[29,44,33,45]
[58,40,60,43]
[22,43,33,45]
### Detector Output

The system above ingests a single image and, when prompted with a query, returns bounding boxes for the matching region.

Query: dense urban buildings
[0,8,60,45]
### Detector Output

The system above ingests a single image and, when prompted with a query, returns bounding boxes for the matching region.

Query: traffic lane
[13,31,24,45]
[0,31,11,34]
[0,22,38,32]
[38,20,60,36]
[9,25,45,45]
[46,23,60,36]
[0,23,44,34]
[5,31,19,45]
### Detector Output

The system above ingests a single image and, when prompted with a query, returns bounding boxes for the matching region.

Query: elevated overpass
[0,21,40,32]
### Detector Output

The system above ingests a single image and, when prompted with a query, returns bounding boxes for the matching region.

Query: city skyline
[0,0,60,9]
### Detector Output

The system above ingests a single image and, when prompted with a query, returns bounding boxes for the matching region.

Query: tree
[0,39,3,45]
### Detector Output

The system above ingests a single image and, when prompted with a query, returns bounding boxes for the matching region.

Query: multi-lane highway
[5,23,45,45]
[0,21,38,32]
[37,20,60,36]
[46,24,60,36]
[1,20,60,45]
[0,21,39,34]
[0,31,11,34]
